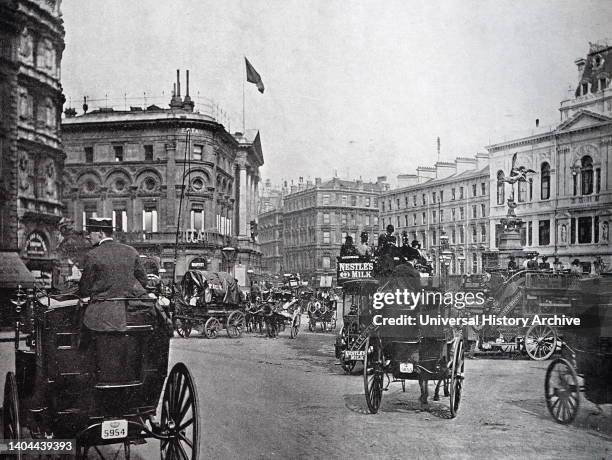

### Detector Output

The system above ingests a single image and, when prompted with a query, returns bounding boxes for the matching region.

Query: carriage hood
[179,270,242,305]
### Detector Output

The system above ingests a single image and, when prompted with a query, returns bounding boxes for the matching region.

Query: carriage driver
[78,217,150,331]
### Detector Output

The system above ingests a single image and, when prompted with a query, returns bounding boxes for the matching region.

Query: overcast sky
[61,0,612,187]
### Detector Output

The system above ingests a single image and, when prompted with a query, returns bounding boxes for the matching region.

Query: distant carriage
[172,270,246,338]
[258,289,301,339]
[307,298,336,332]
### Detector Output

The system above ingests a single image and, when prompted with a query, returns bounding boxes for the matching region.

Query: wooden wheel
[545,358,580,424]
[160,363,199,460]
[203,317,220,339]
[290,314,300,339]
[449,338,464,418]
[363,336,384,414]
[226,311,245,338]
[3,372,21,459]
[175,319,192,338]
[525,324,556,360]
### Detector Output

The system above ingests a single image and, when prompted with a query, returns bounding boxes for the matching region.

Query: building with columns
[487,41,612,272]
[61,71,263,285]
[0,0,65,286]
[379,154,490,275]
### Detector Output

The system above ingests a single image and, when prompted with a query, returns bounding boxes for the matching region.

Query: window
[459,187,463,200]
[413,214,417,225]
[413,195,417,206]
[581,156,593,195]
[538,220,550,246]
[452,208,456,221]
[82,205,97,230]
[112,209,128,232]
[582,82,588,95]
[422,212,426,224]
[365,215,370,226]
[528,221,533,246]
[472,184,477,197]
[599,77,607,91]
[341,214,347,225]
[439,190,444,202]
[520,226,527,246]
[113,145,124,162]
[596,168,601,193]
[405,196,409,208]
[440,210,444,222]
[323,213,330,224]
[571,218,576,244]
[143,207,158,232]
[365,197,371,207]
[193,144,202,161]
[432,210,437,223]
[480,203,485,217]
[388,200,391,210]
[451,229,456,244]
[396,216,400,227]
[460,207,465,220]
[472,205,477,218]
[541,162,550,200]
[323,231,330,244]
[595,216,600,243]
[452,188,456,200]
[573,173,578,196]
[432,192,437,203]
[459,226,465,244]
[85,146,94,163]
[422,194,426,205]
[472,255,478,273]
[322,194,330,205]
[144,145,153,162]
[481,182,486,196]
[381,201,385,212]
[529,178,533,201]
[351,195,357,206]
[191,208,204,230]
[396,198,400,209]
[481,224,487,243]
[518,178,527,202]
[578,217,592,243]
[373,216,379,226]
[322,256,330,269]
[351,214,356,226]
[496,171,505,205]
[432,230,437,246]
[404,215,408,226]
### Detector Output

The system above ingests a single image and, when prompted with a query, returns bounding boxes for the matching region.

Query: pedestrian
[570,259,582,274]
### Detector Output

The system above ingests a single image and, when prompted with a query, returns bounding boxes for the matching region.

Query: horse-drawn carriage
[334,279,379,374]
[472,270,582,360]
[172,270,246,339]
[545,274,612,424]
[362,269,465,416]
[3,287,198,459]
[258,289,301,338]
[307,298,336,332]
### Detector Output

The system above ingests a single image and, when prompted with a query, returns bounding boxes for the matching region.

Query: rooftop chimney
[176,69,181,97]
[170,71,183,109]
[183,69,194,112]
[82,96,88,114]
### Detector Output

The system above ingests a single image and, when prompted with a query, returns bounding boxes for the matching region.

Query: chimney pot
[176,69,181,97]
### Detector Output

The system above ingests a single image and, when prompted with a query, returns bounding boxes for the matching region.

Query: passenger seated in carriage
[340,235,359,256]
[357,231,372,257]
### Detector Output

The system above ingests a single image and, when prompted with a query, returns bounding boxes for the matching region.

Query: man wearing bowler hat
[78,217,149,331]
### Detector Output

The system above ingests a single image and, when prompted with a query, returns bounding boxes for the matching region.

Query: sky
[60,0,612,187]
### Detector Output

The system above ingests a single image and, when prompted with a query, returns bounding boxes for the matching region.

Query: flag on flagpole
[245,57,265,93]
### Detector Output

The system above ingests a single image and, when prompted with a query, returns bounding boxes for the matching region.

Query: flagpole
[242,77,245,133]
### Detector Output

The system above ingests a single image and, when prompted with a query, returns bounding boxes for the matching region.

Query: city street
[3,317,609,459]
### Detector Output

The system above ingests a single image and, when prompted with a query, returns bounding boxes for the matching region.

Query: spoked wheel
[290,315,300,339]
[175,319,192,338]
[545,358,580,424]
[3,372,21,459]
[204,317,220,339]
[226,311,245,338]
[449,338,464,418]
[160,363,199,460]
[525,324,557,360]
[363,336,384,414]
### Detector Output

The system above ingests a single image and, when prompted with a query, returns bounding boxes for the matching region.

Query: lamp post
[221,246,237,276]
[439,231,452,289]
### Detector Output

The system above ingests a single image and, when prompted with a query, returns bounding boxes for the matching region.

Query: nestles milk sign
[336,256,373,285]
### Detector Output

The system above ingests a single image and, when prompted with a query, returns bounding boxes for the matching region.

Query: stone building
[258,206,284,274]
[61,71,263,285]
[380,155,490,275]
[487,41,612,272]
[269,177,382,287]
[0,0,65,286]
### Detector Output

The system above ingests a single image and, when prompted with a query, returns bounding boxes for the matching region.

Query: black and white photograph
[0,0,611,458]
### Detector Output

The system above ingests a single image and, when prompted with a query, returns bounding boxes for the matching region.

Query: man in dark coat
[78,217,149,331]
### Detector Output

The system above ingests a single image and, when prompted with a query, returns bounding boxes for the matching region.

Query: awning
[0,252,36,289]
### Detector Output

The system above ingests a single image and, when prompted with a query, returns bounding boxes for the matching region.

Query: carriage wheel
[226,311,245,338]
[175,319,192,338]
[545,358,580,424]
[160,363,199,460]
[341,359,356,374]
[3,372,21,457]
[525,324,557,360]
[290,315,300,339]
[449,338,464,418]
[203,317,220,339]
[363,336,384,414]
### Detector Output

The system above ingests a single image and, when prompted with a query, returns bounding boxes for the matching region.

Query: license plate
[399,362,413,373]
[344,350,365,360]
[101,419,128,440]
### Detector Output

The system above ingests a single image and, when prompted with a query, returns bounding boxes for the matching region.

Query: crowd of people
[507,254,607,275]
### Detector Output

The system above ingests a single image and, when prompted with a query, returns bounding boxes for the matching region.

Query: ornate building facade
[487,42,612,272]
[260,177,382,287]
[61,72,263,285]
[0,0,65,285]
[380,155,490,275]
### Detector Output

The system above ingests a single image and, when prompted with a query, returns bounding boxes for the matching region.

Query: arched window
[541,162,550,200]
[581,156,593,195]
[496,170,505,205]
[518,178,527,202]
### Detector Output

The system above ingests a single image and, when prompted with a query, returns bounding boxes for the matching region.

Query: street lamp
[221,246,237,275]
